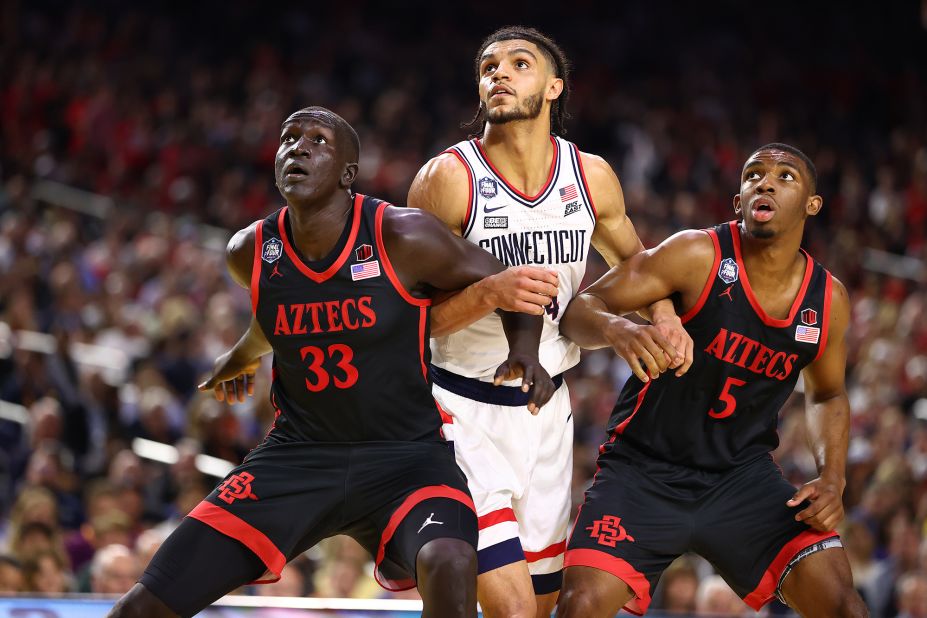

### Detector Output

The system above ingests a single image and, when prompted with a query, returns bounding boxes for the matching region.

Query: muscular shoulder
[407,151,471,233]
[381,205,448,252]
[578,151,622,206]
[652,229,718,291]
[828,275,851,332]
[226,221,259,288]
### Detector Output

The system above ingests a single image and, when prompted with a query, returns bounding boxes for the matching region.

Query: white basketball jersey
[431,136,597,380]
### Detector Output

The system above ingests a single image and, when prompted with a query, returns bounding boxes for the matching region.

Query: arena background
[1,0,926,616]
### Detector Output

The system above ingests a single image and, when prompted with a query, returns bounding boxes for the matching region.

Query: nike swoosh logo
[483,204,508,213]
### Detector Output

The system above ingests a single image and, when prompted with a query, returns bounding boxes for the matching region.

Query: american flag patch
[795,325,820,344]
[351,260,381,281]
[559,184,578,202]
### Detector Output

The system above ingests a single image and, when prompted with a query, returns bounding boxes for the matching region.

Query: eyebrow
[743,160,802,174]
[480,47,539,63]
[280,117,336,132]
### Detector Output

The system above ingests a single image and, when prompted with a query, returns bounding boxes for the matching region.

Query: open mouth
[283,163,309,180]
[752,199,775,222]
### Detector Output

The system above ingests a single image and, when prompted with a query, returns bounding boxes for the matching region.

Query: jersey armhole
[250,220,264,315]
[573,144,598,220]
[374,203,431,308]
[442,148,476,237]
[679,229,721,324]
[813,271,833,362]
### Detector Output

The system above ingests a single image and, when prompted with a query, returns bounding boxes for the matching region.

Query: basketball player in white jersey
[408,27,693,618]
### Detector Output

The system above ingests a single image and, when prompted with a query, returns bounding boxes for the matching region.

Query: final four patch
[718,258,739,284]
[479,177,498,199]
[261,238,283,263]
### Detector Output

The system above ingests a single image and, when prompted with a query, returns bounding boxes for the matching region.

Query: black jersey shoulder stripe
[566,141,597,225]
[442,147,479,239]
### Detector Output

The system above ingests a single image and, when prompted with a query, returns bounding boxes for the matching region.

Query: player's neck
[738,225,805,283]
[286,192,354,261]
[480,120,554,195]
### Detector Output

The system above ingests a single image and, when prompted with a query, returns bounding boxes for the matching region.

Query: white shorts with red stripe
[431,367,572,595]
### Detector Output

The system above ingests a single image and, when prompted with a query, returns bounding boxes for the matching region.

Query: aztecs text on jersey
[251,194,442,443]
[603,221,834,470]
[431,136,597,380]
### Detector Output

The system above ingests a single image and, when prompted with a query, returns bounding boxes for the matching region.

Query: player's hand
[493,354,555,415]
[198,352,262,403]
[482,266,559,315]
[787,476,846,532]
[652,314,694,377]
[604,319,677,383]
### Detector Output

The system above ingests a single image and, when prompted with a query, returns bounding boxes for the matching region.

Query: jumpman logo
[417,513,444,534]
[718,285,734,301]
[270,263,283,279]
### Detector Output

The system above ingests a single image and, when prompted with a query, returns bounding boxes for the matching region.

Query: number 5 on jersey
[300,343,359,392]
[708,376,746,419]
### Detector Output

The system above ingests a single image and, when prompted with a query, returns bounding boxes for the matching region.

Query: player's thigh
[693,455,841,610]
[564,454,687,616]
[779,547,868,617]
[556,565,635,618]
[139,518,266,617]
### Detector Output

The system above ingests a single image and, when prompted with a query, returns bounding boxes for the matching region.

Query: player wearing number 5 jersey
[106,107,555,618]
[556,144,867,617]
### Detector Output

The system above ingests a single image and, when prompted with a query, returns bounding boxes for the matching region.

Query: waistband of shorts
[429,365,564,406]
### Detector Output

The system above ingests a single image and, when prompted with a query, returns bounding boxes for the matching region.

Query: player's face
[478,40,559,126]
[274,114,343,204]
[733,150,821,240]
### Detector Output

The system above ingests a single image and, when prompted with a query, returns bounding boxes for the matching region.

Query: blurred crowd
[1,1,926,616]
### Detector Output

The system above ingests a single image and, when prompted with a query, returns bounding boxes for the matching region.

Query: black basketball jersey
[603,221,834,471]
[250,194,442,443]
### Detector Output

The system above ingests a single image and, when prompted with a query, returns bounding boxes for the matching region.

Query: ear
[732,193,742,215]
[341,163,359,189]
[546,77,563,102]
[806,194,823,217]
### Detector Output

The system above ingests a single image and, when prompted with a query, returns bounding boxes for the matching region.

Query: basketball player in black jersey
[106,107,555,618]
[554,144,868,617]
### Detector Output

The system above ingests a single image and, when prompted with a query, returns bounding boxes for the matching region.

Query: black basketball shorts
[565,447,840,615]
[182,439,477,591]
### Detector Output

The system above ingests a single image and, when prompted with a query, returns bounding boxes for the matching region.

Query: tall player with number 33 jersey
[555,144,868,618]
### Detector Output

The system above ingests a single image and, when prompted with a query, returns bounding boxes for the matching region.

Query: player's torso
[252,194,441,443]
[605,221,833,471]
[432,136,597,379]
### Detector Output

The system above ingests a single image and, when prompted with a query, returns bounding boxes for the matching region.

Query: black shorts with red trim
[565,444,840,615]
[182,439,476,591]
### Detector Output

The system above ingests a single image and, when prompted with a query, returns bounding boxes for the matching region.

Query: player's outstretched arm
[788,277,851,532]
[198,223,272,403]
[383,206,555,411]
[561,230,714,382]
[408,154,558,337]
[582,152,693,375]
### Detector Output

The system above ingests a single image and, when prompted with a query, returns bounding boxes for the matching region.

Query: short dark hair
[285,106,360,163]
[750,143,817,192]
[463,26,572,137]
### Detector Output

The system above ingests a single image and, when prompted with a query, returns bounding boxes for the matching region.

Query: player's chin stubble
[486,93,544,124]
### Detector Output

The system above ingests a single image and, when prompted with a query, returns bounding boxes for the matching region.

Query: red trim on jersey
[187,500,285,584]
[525,539,566,563]
[474,136,559,202]
[443,148,475,232]
[613,381,653,435]
[478,507,517,530]
[374,202,432,308]
[680,229,722,324]
[564,548,651,616]
[729,221,814,327]
[434,399,454,425]
[277,193,363,283]
[573,144,598,219]
[418,306,429,380]
[743,529,839,610]
[250,220,264,315]
[374,485,476,591]
[813,272,834,362]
